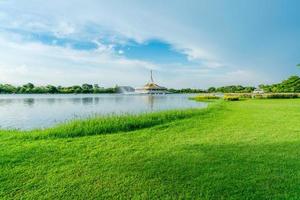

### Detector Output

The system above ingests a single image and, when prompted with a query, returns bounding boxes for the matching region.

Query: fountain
[116,86,135,94]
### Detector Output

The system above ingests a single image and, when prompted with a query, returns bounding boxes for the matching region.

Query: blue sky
[0,0,299,88]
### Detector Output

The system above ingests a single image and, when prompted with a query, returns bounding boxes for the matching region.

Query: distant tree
[70,85,82,93]
[46,85,58,93]
[82,84,93,93]
[214,85,255,93]
[260,76,300,93]
[167,88,205,93]
[82,84,93,90]
[208,87,216,93]
[0,84,17,93]
[0,83,118,94]
[23,83,35,89]
[57,86,62,92]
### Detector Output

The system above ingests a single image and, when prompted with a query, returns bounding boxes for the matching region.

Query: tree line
[259,76,300,93]
[206,75,300,93]
[206,86,256,93]
[168,88,205,93]
[1,75,300,94]
[0,83,116,94]
[170,75,300,93]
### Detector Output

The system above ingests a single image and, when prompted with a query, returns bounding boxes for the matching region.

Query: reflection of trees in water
[23,98,35,107]
[45,98,55,105]
[0,95,183,113]
[82,97,94,105]
[70,98,82,105]
[94,97,100,104]
[24,98,56,106]
[0,98,37,107]
[0,99,14,106]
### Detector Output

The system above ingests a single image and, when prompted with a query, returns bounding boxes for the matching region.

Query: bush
[190,95,220,101]
[253,94,264,99]
[266,93,298,99]
[224,95,240,101]
[225,93,252,99]
[253,93,299,99]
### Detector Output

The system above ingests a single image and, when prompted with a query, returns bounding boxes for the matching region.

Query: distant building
[253,88,265,94]
[135,70,169,94]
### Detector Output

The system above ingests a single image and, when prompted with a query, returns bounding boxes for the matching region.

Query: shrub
[190,95,220,101]
[225,93,252,99]
[224,95,240,101]
[265,93,298,99]
[237,93,252,99]
[253,94,264,99]
[252,93,299,99]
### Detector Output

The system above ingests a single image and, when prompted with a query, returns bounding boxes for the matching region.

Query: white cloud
[54,22,76,37]
[0,0,269,88]
[0,32,263,88]
[0,33,159,87]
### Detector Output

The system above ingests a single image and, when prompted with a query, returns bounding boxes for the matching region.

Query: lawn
[1,99,300,199]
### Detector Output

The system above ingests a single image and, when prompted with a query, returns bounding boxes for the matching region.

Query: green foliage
[23,83,35,89]
[171,86,255,94]
[2,100,300,199]
[253,93,299,99]
[223,93,253,99]
[2,75,300,94]
[168,88,205,93]
[236,93,252,98]
[224,95,240,101]
[0,83,117,94]
[223,93,300,99]
[207,87,216,93]
[28,108,210,139]
[260,76,300,93]
[0,84,17,93]
[213,85,255,93]
[190,95,220,101]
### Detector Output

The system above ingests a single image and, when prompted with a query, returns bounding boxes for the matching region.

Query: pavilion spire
[150,70,154,83]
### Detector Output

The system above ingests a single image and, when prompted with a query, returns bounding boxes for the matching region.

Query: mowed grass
[1,99,300,199]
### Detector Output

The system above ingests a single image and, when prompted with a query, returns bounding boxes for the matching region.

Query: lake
[0,94,206,130]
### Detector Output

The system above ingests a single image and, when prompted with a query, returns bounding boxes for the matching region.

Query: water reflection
[144,95,155,111]
[82,97,94,105]
[23,98,35,107]
[0,94,206,130]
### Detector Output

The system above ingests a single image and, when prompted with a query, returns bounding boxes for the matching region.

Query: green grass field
[1,99,300,199]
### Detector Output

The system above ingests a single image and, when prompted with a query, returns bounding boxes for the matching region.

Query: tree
[23,83,35,89]
[82,84,93,93]
[0,84,16,93]
[46,85,58,93]
[208,87,216,93]
[260,76,300,93]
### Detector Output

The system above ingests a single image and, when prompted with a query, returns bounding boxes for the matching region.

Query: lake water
[0,94,206,130]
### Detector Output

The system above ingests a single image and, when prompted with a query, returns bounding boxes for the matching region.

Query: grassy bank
[1,99,300,199]
[2,103,217,140]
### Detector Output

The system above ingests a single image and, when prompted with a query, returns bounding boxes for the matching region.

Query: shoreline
[0,101,219,138]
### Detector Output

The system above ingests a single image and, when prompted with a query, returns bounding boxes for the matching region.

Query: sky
[0,0,300,88]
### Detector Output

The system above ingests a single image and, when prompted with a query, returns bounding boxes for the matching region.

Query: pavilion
[135,70,169,94]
